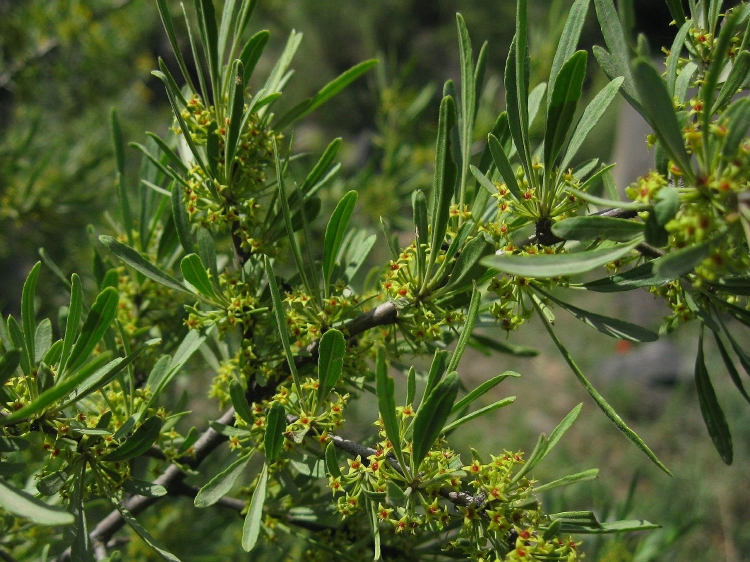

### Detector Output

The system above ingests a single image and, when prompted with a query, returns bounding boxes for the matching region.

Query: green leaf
[664,0,686,22]
[37,470,68,496]
[0,349,20,386]
[426,96,458,282]
[0,478,74,526]
[583,259,674,292]
[102,416,163,462]
[21,262,41,370]
[545,50,587,170]
[323,191,358,294]
[423,350,450,405]
[551,215,643,242]
[274,60,378,129]
[564,185,648,210]
[229,380,255,426]
[445,235,495,292]
[456,13,475,208]
[264,256,302,396]
[7,318,29,375]
[481,240,641,278]
[0,353,111,425]
[443,397,515,432]
[488,134,522,200]
[593,0,632,90]
[100,236,191,295]
[713,331,750,404]
[171,181,195,255]
[118,505,181,561]
[452,371,519,414]
[65,287,119,375]
[703,8,743,131]
[155,0,196,94]
[511,433,549,484]
[317,329,346,406]
[722,97,750,161]
[195,453,252,508]
[242,464,268,551]
[562,519,660,534]
[560,76,623,172]
[631,58,695,182]
[469,334,539,357]
[325,442,342,480]
[181,254,217,299]
[532,298,671,475]
[535,468,599,492]
[446,285,481,373]
[239,30,270,84]
[375,347,404,467]
[300,138,341,194]
[34,319,52,364]
[411,372,460,470]
[413,190,429,285]
[225,59,245,181]
[548,403,583,451]
[111,110,134,246]
[194,0,219,103]
[123,478,168,498]
[264,402,286,462]
[549,0,591,105]
[695,331,733,464]
[654,237,719,279]
[666,20,692,96]
[537,288,658,342]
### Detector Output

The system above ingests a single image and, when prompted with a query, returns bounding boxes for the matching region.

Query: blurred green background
[1,0,748,560]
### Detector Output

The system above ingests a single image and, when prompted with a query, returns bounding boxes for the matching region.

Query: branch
[56,408,236,562]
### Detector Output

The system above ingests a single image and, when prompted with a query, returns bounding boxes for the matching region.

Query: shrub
[0,0,749,560]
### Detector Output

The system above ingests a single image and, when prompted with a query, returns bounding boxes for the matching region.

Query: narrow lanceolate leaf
[561,519,659,534]
[100,236,191,295]
[21,262,41,369]
[317,329,346,405]
[0,349,21,385]
[274,60,378,129]
[488,134,522,200]
[264,402,286,462]
[695,332,733,464]
[155,0,196,93]
[0,353,112,425]
[551,215,642,242]
[375,347,404,466]
[560,77,623,172]
[180,254,217,299]
[532,298,671,475]
[535,468,599,492]
[0,478,74,526]
[451,371,521,414]
[713,332,750,404]
[544,50,587,171]
[239,30,270,84]
[195,453,252,508]
[549,0,591,104]
[631,58,695,182]
[427,96,458,281]
[242,464,268,551]
[325,442,342,478]
[423,350,450,405]
[229,380,255,425]
[323,191,358,294]
[584,258,674,292]
[446,234,495,292]
[65,287,119,374]
[548,403,583,451]
[713,51,750,115]
[413,190,429,284]
[456,13,475,207]
[654,236,720,280]
[102,416,163,462]
[537,288,658,342]
[446,285,481,373]
[481,240,641,279]
[225,59,245,182]
[411,372,460,471]
[666,20,692,96]
[122,478,167,498]
[511,434,549,485]
[171,182,195,255]
[118,505,181,561]
[443,397,515,432]
[264,256,302,396]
